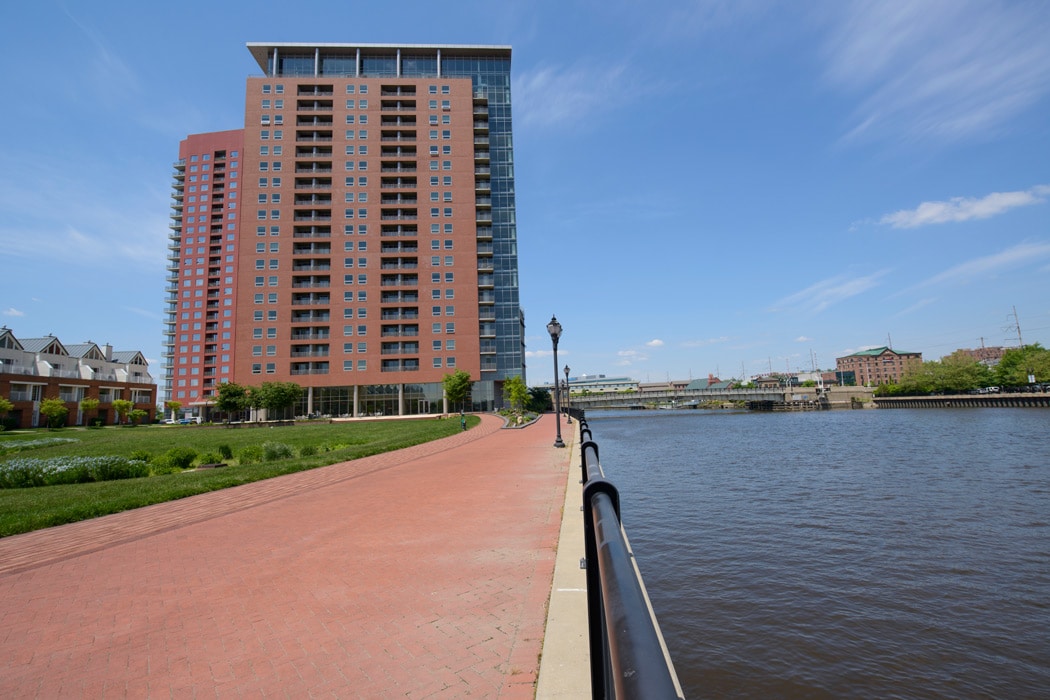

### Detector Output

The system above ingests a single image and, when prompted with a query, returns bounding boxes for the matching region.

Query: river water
[586,408,1050,698]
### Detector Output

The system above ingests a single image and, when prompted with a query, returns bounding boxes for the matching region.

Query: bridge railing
[578,418,683,699]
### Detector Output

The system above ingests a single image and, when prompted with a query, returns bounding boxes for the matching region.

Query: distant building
[952,346,1007,366]
[836,346,922,386]
[547,374,638,394]
[684,375,734,391]
[0,328,155,428]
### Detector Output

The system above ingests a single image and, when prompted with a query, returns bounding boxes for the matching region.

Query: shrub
[197,452,223,466]
[262,441,294,462]
[129,449,153,463]
[0,456,148,489]
[238,445,264,465]
[217,444,233,460]
[299,444,318,457]
[164,446,198,470]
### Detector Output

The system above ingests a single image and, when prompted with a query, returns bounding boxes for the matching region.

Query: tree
[255,381,302,420]
[39,397,69,430]
[526,387,552,413]
[112,399,134,425]
[79,397,100,426]
[215,382,251,422]
[996,343,1050,387]
[503,375,528,413]
[129,408,149,425]
[164,400,182,421]
[442,370,472,411]
[0,396,13,430]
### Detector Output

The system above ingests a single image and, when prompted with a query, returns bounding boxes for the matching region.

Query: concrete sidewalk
[0,413,586,698]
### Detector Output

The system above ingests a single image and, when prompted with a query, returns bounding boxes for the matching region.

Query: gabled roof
[686,377,735,391]
[0,328,23,351]
[112,350,148,365]
[21,336,68,356]
[66,343,106,361]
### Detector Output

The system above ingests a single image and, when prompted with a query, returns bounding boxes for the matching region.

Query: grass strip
[0,416,479,537]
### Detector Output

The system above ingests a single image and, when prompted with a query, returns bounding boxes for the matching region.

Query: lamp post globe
[564,364,572,424]
[547,315,565,448]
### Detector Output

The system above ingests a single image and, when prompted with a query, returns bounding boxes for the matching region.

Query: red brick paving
[0,413,571,698]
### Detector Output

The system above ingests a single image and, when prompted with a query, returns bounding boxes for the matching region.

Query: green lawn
[0,416,479,537]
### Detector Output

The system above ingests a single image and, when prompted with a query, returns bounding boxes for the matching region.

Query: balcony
[298,85,334,96]
[296,100,334,111]
[290,330,330,340]
[296,131,333,143]
[380,163,417,173]
[295,163,333,174]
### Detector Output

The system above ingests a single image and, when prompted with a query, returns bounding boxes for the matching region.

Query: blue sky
[2,0,1049,386]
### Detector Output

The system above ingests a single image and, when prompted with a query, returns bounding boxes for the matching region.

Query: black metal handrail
[578,419,682,699]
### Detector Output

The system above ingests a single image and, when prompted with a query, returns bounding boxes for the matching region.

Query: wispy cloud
[770,270,890,314]
[910,241,1050,289]
[892,298,938,317]
[879,185,1050,228]
[3,308,25,317]
[0,158,169,270]
[62,6,141,106]
[645,339,664,348]
[615,349,649,366]
[795,336,812,343]
[513,61,635,129]
[682,336,730,348]
[820,1,1050,143]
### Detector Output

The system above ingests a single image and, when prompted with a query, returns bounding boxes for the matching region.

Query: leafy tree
[255,381,303,420]
[526,387,552,413]
[996,343,1050,387]
[503,375,528,413]
[442,370,472,411]
[0,396,14,430]
[164,400,182,421]
[39,397,69,430]
[938,351,995,392]
[215,382,251,422]
[129,408,149,425]
[112,399,134,425]
[78,398,99,426]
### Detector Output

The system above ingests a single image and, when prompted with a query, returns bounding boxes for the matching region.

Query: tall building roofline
[246,42,511,73]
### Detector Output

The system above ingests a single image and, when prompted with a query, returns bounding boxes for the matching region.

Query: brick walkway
[0,413,572,698]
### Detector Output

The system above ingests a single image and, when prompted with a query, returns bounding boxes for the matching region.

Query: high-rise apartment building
[164,44,524,416]
[163,130,245,407]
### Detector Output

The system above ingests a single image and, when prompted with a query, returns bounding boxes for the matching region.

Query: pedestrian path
[0,413,575,698]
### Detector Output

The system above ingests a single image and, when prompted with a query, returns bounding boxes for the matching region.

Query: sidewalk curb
[536,420,590,698]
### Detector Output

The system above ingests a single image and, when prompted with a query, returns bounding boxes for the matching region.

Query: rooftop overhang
[246,42,512,74]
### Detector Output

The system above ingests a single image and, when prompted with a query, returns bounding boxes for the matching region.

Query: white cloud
[795,336,812,343]
[893,298,938,317]
[770,270,889,314]
[3,308,25,317]
[513,61,634,129]
[912,241,1050,289]
[615,349,648,366]
[682,336,730,348]
[645,339,664,347]
[879,185,1050,228]
[821,1,1050,143]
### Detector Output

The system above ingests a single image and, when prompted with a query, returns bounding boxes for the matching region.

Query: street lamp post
[547,315,565,448]
[564,364,572,424]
